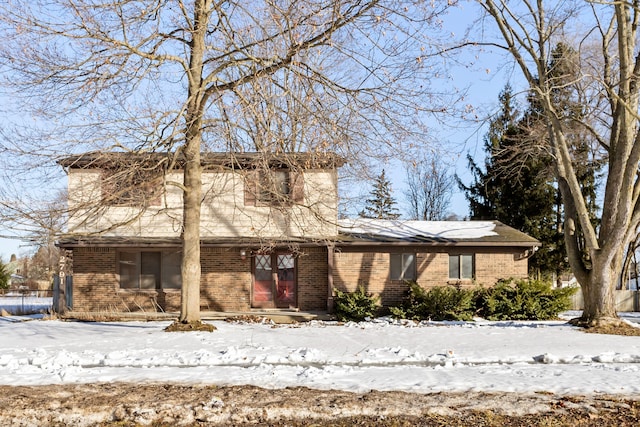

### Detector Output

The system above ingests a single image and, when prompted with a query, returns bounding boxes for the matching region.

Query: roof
[56,235,325,249]
[58,151,346,170]
[57,220,540,249]
[337,219,540,247]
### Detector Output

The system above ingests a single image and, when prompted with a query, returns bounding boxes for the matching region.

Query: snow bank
[1,318,639,394]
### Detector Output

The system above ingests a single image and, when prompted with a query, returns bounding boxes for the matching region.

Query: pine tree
[0,259,10,290]
[360,170,400,220]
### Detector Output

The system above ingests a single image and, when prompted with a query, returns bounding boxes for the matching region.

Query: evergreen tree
[360,170,400,220]
[460,44,601,282]
[460,85,561,278]
[0,258,10,290]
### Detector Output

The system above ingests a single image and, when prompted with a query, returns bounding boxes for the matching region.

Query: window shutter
[244,170,257,206]
[291,171,304,204]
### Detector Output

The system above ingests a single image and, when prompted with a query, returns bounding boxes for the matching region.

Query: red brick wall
[332,251,408,306]
[297,247,329,311]
[71,247,181,312]
[333,247,530,307]
[198,247,329,311]
[475,251,529,285]
[70,245,330,313]
[200,247,252,311]
[70,245,529,313]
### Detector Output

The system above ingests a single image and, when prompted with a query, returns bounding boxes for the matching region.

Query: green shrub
[334,286,379,322]
[476,278,577,320]
[391,282,475,321]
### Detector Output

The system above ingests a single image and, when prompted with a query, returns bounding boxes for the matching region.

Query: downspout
[327,244,334,312]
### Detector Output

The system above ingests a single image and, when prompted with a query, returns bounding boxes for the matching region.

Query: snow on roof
[338,219,498,241]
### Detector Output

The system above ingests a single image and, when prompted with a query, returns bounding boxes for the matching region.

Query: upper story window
[102,168,163,207]
[449,254,474,280]
[245,169,304,206]
[260,170,290,203]
[390,253,416,281]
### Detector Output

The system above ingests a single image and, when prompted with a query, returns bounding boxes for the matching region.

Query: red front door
[252,253,297,308]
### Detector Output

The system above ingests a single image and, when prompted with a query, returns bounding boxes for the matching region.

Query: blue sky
[0,2,526,260]
[383,2,526,219]
[0,239,24,261]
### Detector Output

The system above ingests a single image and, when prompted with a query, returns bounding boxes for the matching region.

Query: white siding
[67,168,339,239]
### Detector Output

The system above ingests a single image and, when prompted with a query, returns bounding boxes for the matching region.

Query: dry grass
[582,321,640,336]
[164,320,217,332]
[1,384,639,427]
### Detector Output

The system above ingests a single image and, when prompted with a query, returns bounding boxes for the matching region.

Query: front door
[252,253,297,308]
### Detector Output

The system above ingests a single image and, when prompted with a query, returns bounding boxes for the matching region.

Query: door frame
[251,251,298,309]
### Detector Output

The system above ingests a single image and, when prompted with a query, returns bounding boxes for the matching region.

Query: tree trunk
[574,255,619,326]
[178,0,208,324]
[179,143,203,323]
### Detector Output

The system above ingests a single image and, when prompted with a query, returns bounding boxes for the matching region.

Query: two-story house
[57,151,539,314]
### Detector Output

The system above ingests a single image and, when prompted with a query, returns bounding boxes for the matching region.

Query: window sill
[118,289,158,294]
[118,289,181,293]
[447,279,474,285]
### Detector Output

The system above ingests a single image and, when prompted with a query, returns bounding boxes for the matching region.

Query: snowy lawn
[0,296,52,315]
[1,316,639,395]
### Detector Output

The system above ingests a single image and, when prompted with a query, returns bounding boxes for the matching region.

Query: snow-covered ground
[0,296,52,315]
[1,315,640,395]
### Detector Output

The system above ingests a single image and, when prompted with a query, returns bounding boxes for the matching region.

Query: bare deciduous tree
[476,0,640,326]
[0,1,455,328]
[405,155,454,221]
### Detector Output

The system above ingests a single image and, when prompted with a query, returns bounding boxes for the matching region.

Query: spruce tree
[460,44,601,282]
[360,169,401,220]
[459,84,566,280]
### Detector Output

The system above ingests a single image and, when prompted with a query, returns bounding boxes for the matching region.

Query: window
[390,253,416,280]
[244,170,304,206]
[118,250,181,290]
[102,168,163,207]
[259,170,290,203]
[449,254,474,280]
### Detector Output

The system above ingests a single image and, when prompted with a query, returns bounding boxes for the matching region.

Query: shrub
[476,278,577,321]
[391,282,475,321]
[334,286,379,322]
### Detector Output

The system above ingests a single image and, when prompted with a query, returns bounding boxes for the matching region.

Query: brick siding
[333,247,530,307]
[70,245,329,313]
[70,245,528,313]
[200,247,251,311]
[297,247,329,311]
[71,247,180,312]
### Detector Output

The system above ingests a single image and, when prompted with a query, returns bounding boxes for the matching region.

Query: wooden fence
[570,289,640,312]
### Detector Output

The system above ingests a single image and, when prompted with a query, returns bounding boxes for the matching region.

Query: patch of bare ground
[164,321,217,332]
[1,384,639,427]
[581,322,640,336]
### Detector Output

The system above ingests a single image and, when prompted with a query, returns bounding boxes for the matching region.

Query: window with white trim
[390,253,416,280]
